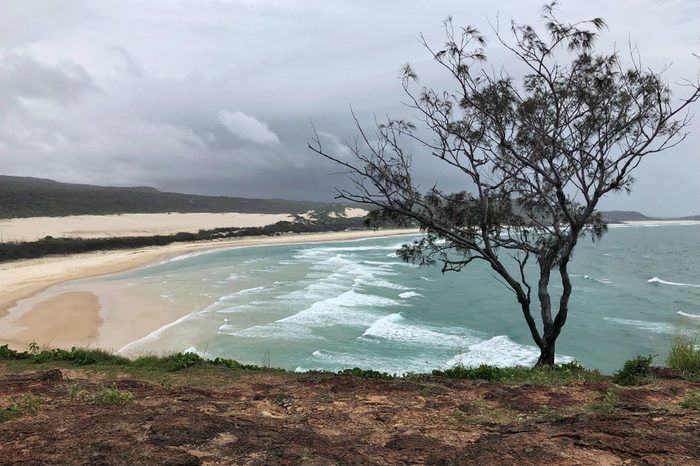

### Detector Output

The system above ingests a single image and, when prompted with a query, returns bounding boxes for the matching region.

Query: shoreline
[0,228,419,352]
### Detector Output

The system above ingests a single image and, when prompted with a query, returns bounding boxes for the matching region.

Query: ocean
[80,222,700,374]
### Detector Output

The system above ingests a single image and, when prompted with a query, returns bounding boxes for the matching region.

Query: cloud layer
[0,0,698,215]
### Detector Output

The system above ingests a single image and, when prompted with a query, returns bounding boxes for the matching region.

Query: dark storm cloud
[0,0,698,216]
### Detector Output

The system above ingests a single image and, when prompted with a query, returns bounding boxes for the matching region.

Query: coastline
[0,228,418,352]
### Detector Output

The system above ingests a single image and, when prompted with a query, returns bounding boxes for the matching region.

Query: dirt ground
[0,366,699,465]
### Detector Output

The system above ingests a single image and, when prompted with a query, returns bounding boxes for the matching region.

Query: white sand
[0,212,292,242]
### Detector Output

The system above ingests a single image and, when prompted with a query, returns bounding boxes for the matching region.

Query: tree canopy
[309,3,700,365]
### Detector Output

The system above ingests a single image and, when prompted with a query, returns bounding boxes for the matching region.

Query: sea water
[83,222,700,374]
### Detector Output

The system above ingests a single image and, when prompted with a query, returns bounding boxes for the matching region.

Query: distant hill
[598,211,654,222]
[679,214,700,221]
[0,175,345,218]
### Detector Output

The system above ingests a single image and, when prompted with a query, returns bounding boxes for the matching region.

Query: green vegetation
[0,216,367,263]
[1,342,698,388]
[0,345,286,377]
[612,354,654,386]
[667,335,700,377]
[590,388,620,414]
[0,175,346,218]
[69,383,135,404]
[94,385,136,404]
[680,390,700,410]
[432,361,596,385]
[0,394,43,422]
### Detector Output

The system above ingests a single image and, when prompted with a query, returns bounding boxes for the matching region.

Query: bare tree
[309,3,700,365]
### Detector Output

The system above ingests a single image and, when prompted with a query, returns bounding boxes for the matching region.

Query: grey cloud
[0,0,698,217]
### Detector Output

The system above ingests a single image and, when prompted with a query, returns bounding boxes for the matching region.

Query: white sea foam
[360,313,474,348]
[603,317,675,334]
[398,291,423,299]
[677,311,700,319]
[445,335,573,368]
[299,349,439,375]
[420,277,436,282]
[648,277,700,288]
[230,322,325,340]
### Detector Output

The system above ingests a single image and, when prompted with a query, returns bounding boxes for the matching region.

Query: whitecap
[648,277,700,288]
[398,291,423,299]
[677,311,700,320]
[603,317,675,334]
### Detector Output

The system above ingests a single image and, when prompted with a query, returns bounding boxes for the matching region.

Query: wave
[398,291,423,299]
[360,313,475,348]
[648,277,700,288]
[445,335,573,368]
[677,311,700,320]
[603,317,675,334]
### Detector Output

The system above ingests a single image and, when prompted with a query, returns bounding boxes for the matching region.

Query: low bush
[31,347,130,366]
[612,354,654,386]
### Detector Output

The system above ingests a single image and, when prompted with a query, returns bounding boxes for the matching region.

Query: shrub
[339,367,395,380]
[94,385,135,404]
[168,352,203,371]
[667,335,700,376]
[612,354,654,386]
[0,345,30,360]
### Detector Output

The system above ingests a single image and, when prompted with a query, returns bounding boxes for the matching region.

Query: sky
[0,0,698,216]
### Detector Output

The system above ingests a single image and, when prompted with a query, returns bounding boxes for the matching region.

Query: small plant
[680,390,700,410]
[612,354,654,386]
[94,385,135,404]
[667,335,700,377]
[27,341,40,355]
[68,384,90,402]
[168,352,202,371]
[0,394,43,422]
[271,392,290,406]
[538,406,565,422]
[591,389,620,414]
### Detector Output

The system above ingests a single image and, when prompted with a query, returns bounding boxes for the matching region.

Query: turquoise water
[91,223,700,374]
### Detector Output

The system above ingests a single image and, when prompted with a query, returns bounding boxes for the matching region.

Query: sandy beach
[0,210,366,242]
[0,227,417,352]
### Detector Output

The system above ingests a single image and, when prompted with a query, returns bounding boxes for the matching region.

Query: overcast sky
[0,0,698,216]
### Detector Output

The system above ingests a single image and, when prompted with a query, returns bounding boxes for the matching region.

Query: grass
[680,390,700,410]
[0,343,697,389]
[667,335,700,378]
[431,361,600,385]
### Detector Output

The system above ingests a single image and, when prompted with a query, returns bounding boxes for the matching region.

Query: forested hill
[598,211,653,222]
[0,176,342,218]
